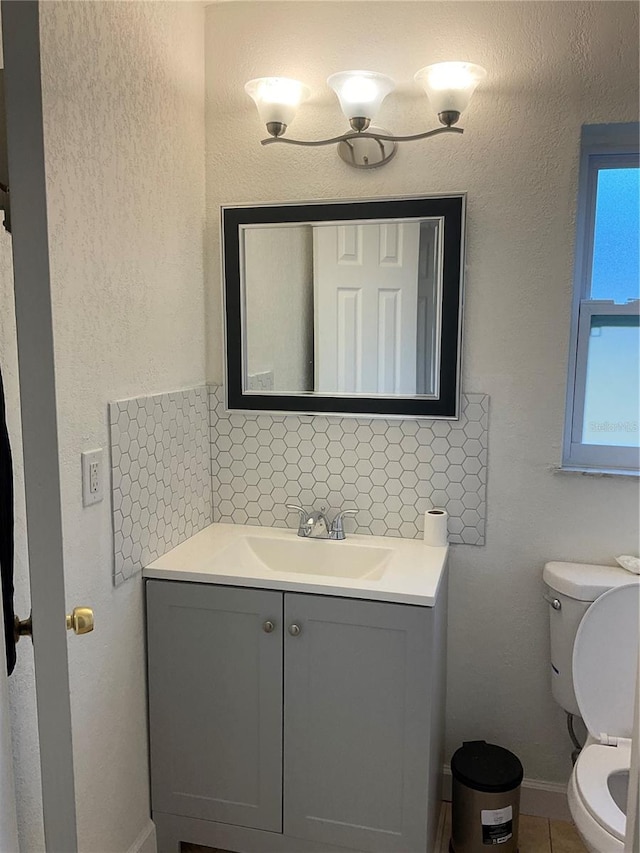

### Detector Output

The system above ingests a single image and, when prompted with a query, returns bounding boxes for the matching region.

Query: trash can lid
[451,740,523,793]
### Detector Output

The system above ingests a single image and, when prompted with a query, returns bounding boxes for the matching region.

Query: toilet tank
[543,561,638,716]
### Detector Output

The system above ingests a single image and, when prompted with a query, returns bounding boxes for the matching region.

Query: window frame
[563,124,640,473]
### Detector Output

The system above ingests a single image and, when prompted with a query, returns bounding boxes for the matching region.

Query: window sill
[552,465,639,480]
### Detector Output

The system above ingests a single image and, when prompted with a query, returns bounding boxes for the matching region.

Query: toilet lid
[573,584,639,740]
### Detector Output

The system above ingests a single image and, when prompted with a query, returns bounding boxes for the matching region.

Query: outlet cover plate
[82,448,104,506]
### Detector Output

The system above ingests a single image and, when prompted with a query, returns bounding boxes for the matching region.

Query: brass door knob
[66,607,94,635]
[14,613,32,642]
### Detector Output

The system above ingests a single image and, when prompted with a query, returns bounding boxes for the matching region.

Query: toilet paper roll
[423,509,448,547]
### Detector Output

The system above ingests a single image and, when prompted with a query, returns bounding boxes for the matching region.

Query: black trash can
[450,740,523,853]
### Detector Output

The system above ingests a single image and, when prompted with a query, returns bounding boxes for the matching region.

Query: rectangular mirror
[222,195,465,418]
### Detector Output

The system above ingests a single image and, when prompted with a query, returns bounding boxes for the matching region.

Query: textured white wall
[37,2,205,850]
[205,1,640,784]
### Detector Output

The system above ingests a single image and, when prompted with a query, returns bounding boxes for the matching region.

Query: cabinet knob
[263,620,275,633]
[288,623,301,637]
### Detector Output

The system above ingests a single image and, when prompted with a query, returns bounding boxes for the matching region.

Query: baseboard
[442,765,571,822]
[127,820,157,853]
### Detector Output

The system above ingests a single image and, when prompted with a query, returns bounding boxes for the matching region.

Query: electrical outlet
[82,448,104,506]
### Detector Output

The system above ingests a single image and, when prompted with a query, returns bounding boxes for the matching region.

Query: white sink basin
[222,535,392,580]
[146,522,449,606]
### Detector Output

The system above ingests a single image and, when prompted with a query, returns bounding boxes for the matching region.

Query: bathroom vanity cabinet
[147,578,447,853]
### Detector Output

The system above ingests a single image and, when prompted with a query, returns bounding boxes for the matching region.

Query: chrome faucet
[286,505,357,540]
[329,508,358,540]
[286,505,330,538]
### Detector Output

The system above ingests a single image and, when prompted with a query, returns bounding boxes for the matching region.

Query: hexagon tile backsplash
[109,384,488,585]
[209,385,488,546]
[109,386,212,586]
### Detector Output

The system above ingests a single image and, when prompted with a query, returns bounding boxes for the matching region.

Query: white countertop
[144,523,448,607]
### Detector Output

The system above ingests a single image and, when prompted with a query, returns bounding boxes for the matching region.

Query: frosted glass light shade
[244,77,311,128]
[414,62,486,116]
[327,70,395,121]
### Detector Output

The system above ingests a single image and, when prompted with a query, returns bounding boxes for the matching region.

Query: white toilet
[543,562,639,852]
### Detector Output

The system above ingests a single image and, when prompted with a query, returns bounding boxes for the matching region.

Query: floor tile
[437,801,452,852]
[518,814,552,853]
[549,819,589,853]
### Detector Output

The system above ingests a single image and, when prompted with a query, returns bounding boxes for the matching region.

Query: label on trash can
[480,805,513,845]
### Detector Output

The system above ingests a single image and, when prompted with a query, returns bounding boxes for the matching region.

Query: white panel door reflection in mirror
[314,222,434,395]
[240,217,443,398]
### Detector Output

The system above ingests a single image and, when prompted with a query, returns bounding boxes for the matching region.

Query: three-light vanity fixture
[245,62,486,169]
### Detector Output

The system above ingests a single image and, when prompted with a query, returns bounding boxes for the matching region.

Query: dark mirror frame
[222,195,465,419]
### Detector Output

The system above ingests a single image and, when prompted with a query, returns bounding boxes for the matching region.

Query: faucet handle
[286,504,309,537]
[330,508,358,540]
[285,503,307,518]
[334,508,358,521]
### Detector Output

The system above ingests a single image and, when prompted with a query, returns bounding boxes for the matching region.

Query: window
[564,124,640,473]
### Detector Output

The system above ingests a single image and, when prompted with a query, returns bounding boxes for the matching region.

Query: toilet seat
[570,583,639,846]
[573,741,629,841]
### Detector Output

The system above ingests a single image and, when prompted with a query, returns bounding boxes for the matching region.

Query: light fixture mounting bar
[261,125,464,148]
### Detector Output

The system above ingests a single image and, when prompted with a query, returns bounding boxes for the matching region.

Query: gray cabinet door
[284,594,433,852]
[146,581,283,831]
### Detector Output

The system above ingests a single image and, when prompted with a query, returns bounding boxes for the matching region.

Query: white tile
[110,386,213,587]
[112,384,488,583]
